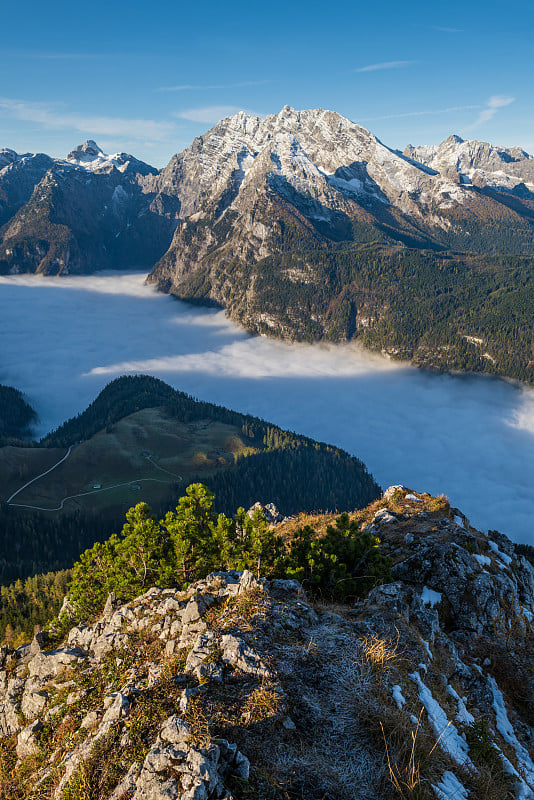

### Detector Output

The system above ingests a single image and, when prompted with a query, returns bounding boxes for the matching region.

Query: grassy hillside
[0,375,380,583]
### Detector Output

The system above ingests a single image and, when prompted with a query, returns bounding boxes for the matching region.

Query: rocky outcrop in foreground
[0,488,533,799]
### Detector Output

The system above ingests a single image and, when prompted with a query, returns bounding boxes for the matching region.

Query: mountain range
[2,107,534,278]
[2,107,534,383]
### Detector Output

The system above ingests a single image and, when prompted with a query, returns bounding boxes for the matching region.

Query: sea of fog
[0,272,533,545]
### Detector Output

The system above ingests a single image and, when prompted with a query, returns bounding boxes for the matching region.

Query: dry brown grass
[381,710,428,799]
[380,709,452,800]
[241,682,281,724]
[182,694,211,747]
[360,629,402,672]
[351,490,452,531]
[206,587,271,634]
[131,627,164,662]
[275,511,336,543]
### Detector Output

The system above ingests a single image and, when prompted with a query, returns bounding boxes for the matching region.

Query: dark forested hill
[0,375,380,584]
[0,384,37,442]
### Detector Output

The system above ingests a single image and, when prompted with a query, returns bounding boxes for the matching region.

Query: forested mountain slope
[0,376,380,584]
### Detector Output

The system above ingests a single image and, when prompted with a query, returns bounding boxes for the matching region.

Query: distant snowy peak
[404,135,534,194]
[65,140,156,176]
[0,148,19,169]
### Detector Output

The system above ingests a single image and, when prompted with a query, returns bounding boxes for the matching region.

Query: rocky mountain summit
[146,107,534,298]
[65,141,156,177]
[404,135,534,197]
[0,488,533,799]
[2,108,534,280]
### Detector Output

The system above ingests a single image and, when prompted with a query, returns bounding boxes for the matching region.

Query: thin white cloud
[355,60,416,73]
[0,50,108,60]
[432,26,463,33]
[362,104,481,122]
[463,95,515,131]
[156,80,268,92]
[0,97,175,141]
[173,105,249,123]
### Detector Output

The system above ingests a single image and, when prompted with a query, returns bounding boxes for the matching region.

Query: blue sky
[1,0,533,167]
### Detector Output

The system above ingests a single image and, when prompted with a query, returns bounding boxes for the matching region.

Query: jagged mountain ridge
[2,108,534,278]
[0,149,54,228]
[146,106,534,291]
[404,134,534,198]
[65,140,157,177]
[2,111,534,384]
[1,487,533,799]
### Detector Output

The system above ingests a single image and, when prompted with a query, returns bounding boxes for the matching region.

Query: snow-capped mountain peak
[404,135,534,195]
[65,140,149,174]
[0,148,19,169]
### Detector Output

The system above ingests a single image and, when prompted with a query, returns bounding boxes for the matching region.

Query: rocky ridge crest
[0,488,533,799]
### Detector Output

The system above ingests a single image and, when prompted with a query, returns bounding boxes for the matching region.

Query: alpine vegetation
[0,486,533,799]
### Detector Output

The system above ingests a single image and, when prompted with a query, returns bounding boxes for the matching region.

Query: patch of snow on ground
[488,540,513,566]
[422,587,442,608]
[409,672,472,767]
[432,771,469,800]
[420,639,433,660]
[473,554,492,568]
[392,685,406,709]
[489,676,534,788]
[453,515,465,528]
[405,493,422,501]
[497,751,534,799]
[446,686,474,725]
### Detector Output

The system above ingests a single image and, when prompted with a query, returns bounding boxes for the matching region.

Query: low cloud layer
[1,273,533,545]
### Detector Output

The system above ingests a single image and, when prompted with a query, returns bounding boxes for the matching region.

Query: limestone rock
[21,688,48,720]
[220,634,272,678]
[0,700,22,736]
[28,646,88,682]
[102,691,130,723]
[16,719,43,759]
[29,631,50,656]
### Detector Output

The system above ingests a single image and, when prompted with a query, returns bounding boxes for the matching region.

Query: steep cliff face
[1,488,533,799]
